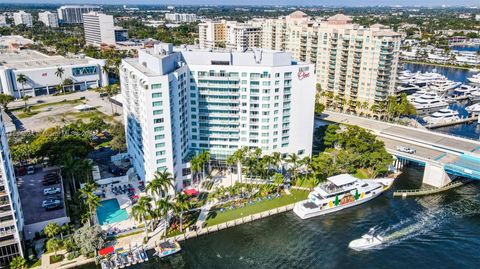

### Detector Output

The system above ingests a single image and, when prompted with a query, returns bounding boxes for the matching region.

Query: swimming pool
[96,199,129,225]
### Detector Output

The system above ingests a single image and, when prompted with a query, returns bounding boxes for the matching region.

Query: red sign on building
[297,70,310,80]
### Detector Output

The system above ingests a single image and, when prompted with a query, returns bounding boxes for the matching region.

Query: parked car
[42,199,61,208]
[42,178,60,186]
[396,146,416,154]
[45,203,63,211]
[27,166,35,175]
[43,173,60,180]
[43,187,61,195]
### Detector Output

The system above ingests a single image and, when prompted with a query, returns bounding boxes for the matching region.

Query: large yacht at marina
[466,103,480,116]
[467,73,480,84]
[407,91,449,115]
[453,84,478,96]
[293,174,388,220]
[423,108,460,125]
[470,90,480,102]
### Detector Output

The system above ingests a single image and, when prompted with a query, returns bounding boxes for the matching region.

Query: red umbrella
[99,246,114,256]
[184,188,199,196]
[132,195,139,199]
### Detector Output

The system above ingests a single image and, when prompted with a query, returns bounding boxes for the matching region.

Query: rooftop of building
[0,49,98,70]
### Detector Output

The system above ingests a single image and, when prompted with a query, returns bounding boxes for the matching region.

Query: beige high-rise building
[198,20,261,51]
[253,12,402,108]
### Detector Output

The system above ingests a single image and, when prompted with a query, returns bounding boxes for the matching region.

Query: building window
[153,101,163,107]
[155,142,165,148]
[154,126,164,132]
[151,84,162,90]
[152,92,162,98]
[155,134,165,140]
[153,110,163,115]
[154,118,164,124]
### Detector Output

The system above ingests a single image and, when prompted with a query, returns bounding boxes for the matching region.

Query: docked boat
[454,84,478,96]
[154,241,181,258]
[348,227,384,251]
[293,174,388,220]
[408,92,449,115]
[466,103,480,116]
[427,79,461,95]
[470,90,480,102]
[423,108,460,125]
[467,73,480,84]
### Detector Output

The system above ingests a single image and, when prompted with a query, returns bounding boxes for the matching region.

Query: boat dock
[393,179,471,198]
[425,116,479,129]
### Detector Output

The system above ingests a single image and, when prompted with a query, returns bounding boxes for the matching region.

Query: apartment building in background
[120,43,315,186]
[38,11,59,28]
[165,13,197,23]
[83,12,116,46]
[0,112,24,266]
[201,11,401,107]
[57,5,100,24]
[13,11,33,27]
[198,20,261,51]
[0,15,8,27]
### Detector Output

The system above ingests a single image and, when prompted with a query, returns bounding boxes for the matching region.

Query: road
[321,111,480,155]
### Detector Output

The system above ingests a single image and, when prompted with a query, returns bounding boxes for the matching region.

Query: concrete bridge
[320,111,480,188]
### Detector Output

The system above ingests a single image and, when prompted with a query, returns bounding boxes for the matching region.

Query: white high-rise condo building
[198,20,261,51]
[13,11,32,27]
[165,13,197,23]
[121,43,315,187]
[0,112,24,266]
[57,5,100,24]
[83,12,116,46]
[38,11,59,28]
[253,12,402,108]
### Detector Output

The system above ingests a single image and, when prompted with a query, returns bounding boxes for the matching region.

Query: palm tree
[131,196,153,240]
[151,169,174,198]
[43,222,61,238]
[156,196,173,238]
[55,67,65,94]
[174,193,191,233]
[146,176,164,203]
[273,173,284,194]
[199,151,210,180]
[271,152,283,173]
[79,182,100,226]
[286,153,300,182]
[225,154,236,186]
[62,156,79,194]
[232,147,248,183]
[105,84,120,115]
[16,74,27,100]
[190,155,202,184]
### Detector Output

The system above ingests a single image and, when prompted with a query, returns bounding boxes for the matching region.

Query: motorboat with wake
[348,227,384,251]
[293,174,391,220]
[154,240,181,258]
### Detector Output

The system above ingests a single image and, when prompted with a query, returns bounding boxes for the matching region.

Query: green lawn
[17,111,40,119]
[30,99,83,110]
[354,169,369,179]
[205,190,309,227]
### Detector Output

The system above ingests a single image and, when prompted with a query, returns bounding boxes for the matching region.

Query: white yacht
[293,174,388,220]
[423,108,460,125]
[466,103,480,116]
[409,92,449,115]
[454,84,478,96]
[427,79,461,95]
[467,73,480,84]
[470,90,480,102]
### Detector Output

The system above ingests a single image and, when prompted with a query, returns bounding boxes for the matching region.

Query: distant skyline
[1,0,479,7]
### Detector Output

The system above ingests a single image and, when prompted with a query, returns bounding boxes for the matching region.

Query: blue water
[96,199,129,225]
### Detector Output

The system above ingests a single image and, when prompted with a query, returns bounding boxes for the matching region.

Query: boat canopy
[99,246,115,256]
[327,174,357,187]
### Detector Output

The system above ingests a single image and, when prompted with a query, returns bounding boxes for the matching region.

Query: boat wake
[357,195,480,250]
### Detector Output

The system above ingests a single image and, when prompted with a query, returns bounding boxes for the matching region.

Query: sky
[1,0,479,6]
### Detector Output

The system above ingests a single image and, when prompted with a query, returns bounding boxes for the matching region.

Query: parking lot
[16,166,67,225]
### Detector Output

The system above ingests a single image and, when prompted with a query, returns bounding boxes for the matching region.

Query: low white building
[0,50,108,98]
[165,13,197,23]
[121,43,315,187]
[0,14,8,27]
[38,11,59,28]
[13,11,32,27]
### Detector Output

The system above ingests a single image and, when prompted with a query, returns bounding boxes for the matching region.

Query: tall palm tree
[16,74,27,100]
[156,196,173,238]
[105,84,120,115]
[232,147,248,183]
[131,196,153,240]
[174,193,191,233]
[273,173,284,194]
[271,152,283,173]
[225,154,236,186]
[146,176,164,203]
[62,156,79,194]
[286,153,300,182]
[199,151,210,181]
[151,169,174,198]
[43,222,61,238]
[79,182,100,226]
[55,67,65,94]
